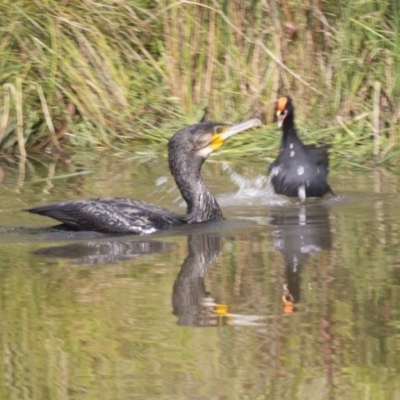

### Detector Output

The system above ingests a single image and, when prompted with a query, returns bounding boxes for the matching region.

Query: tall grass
[0,0,399,163]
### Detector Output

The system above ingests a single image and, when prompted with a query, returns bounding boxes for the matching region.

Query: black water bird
[26,119,261,234]
[268,97,334,200]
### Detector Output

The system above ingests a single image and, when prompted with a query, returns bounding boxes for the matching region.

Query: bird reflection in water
[33,232,266,326]
[172,233,265,327]
[172,233,222,326]
[268,204,331,312]
[33,240,172,265]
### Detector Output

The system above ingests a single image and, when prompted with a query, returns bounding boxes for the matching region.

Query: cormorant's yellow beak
[197,118,261,158]
[210,118,262,152]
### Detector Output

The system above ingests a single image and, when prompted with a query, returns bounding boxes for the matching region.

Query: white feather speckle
[298,185,306,201]
[297,166,305,176]
[270,165,282,176]
[141,227,158,235]
[290,150,295,157]
[289,143,294,149]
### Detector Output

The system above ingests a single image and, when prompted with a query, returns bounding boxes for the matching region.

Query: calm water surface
[0,153,400,400]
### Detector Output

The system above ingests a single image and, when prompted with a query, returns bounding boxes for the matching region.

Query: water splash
[217,163,291,207]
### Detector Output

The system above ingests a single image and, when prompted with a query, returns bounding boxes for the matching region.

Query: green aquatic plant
[0,0,399,164]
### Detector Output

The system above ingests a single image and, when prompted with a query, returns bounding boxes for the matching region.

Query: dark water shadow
[33,240,172,265]
[268,204,331,308]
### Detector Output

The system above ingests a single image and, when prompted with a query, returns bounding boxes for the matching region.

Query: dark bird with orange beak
[268,96,334,200]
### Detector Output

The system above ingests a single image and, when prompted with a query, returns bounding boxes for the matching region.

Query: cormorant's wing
[26,198,184,234]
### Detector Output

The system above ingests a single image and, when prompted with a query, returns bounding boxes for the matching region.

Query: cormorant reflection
[172,233,223,326]
[33,232,265,326]
[33,240,172,264]
[172,233,265,327]
[268,204,331,308]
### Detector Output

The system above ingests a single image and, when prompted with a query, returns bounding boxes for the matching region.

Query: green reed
[0,0,399,164]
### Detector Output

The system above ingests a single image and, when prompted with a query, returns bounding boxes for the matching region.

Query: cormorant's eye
[215,126,222,134]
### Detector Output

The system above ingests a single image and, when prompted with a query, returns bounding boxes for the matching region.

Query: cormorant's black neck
[281,110,301,149]
[169,153,222,224]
